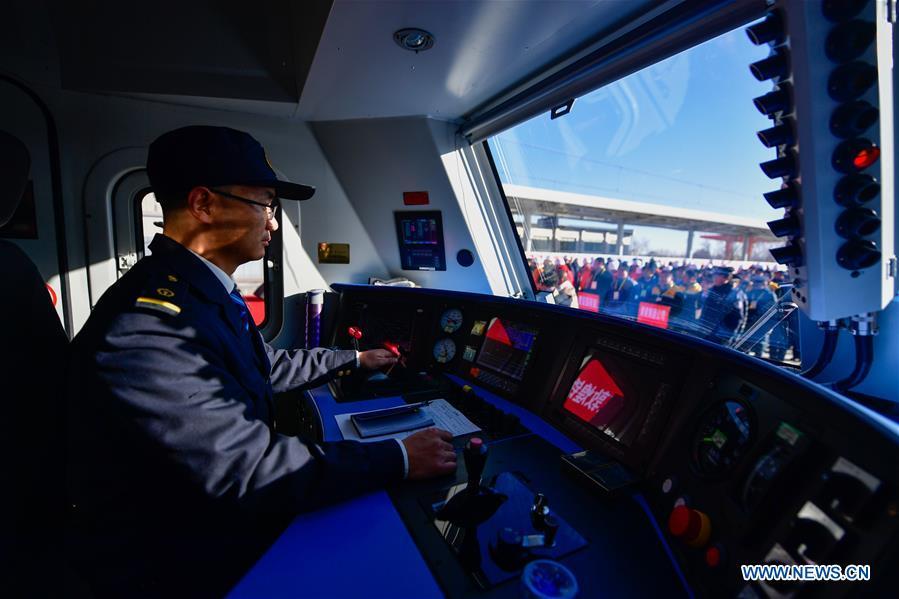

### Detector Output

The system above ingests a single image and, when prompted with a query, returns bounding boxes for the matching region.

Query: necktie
[229,286,250,331]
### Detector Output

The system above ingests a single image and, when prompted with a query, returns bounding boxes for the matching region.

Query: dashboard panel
[327,284,899,597]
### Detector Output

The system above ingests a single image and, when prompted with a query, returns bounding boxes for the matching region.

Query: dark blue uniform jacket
[67,234,403,597]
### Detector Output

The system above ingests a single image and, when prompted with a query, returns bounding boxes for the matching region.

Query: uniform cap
[712,266,734,277]
[147,126,315,201]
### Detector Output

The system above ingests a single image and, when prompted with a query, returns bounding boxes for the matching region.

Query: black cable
[831,335,874,392]
[801,326,840,379]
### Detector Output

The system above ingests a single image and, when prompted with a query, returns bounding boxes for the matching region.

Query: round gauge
[433,338,457,363]
[439,308,464,333]
[692,400,754,477]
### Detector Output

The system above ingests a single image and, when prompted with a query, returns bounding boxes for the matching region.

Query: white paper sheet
[336,399,480,442]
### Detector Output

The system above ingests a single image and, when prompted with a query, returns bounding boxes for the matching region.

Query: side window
[136,191,269,327]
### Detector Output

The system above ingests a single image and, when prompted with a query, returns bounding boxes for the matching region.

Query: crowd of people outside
[528,254,797,362]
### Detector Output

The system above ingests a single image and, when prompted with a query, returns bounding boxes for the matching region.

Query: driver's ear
[186,187,215,224]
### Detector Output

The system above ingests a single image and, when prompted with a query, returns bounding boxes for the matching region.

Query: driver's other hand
[402,428,457,480]
[359,349,398,370]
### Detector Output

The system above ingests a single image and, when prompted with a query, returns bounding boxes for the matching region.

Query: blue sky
[490,24,778,254]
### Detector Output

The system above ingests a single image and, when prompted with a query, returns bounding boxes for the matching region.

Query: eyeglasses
[210,188,280,220]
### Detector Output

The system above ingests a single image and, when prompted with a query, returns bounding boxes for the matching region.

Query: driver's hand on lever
[359,348,399,369]
[403,428,457,479]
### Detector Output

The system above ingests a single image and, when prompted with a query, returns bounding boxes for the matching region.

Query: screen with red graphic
[475,318,538,381]
[561,352,650,446]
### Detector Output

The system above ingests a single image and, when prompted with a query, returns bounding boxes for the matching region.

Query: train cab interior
[2,0,898,597]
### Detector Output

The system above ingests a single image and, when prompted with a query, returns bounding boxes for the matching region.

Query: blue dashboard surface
[228,386,440,599]
[227,489,442,599]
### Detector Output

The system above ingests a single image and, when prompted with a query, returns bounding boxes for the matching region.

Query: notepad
[336,399,480,442]
[351,403,434,438]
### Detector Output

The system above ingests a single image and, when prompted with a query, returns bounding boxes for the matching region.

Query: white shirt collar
[189,249,236,293]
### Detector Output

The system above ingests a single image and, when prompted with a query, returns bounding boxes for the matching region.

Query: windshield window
[488,23,799,365]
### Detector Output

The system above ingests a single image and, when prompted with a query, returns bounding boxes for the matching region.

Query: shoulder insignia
[134,272,186,317]
[135,296,181,316]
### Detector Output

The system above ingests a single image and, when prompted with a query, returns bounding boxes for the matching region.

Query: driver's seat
[0,130,70,595]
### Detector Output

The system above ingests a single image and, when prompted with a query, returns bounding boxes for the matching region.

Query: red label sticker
[577,292,600,313]
[637,302,670,329]
[563,358,625,427]
[403,191,430,205]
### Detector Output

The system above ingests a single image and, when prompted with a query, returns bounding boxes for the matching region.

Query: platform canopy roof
[503,184,777,240]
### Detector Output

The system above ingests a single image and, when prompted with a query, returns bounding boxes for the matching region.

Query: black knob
[835,208,881,238]
[833,138,880,173]
[760,152,797,179]
[494,527,525,568]
[764,181,800,209]
[826,20,876,62]
[768,215,801,238]
[823,0,868,22]
[753,84,792,116]
[746,12,785,46]
[828,62,877,102]
[837,239,880,270]
[464,437,488,494]
[750,51,790,82]
[531,493,549,528]
[542,515,560,547]
[831,100,879,138]
[770,243,804,267]
[834,174,879,207]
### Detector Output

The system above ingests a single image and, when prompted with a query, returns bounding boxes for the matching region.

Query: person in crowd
[580,257,613,302]
[744,273,779,356]
[539,258,578,308]
[632,259,661,306]
[696,266,747,345]
[605,262,634,315]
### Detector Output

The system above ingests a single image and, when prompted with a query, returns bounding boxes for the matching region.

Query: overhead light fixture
[394,28,435,53]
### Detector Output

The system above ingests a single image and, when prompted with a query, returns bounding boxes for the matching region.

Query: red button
[668,505,692,537]
[668,505,712,548]
[705,546,721,568]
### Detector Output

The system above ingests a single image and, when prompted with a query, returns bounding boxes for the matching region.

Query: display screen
[475,318,538,381]
[561,350,657,447]
[400,216,440,245]
[395,211,446,271]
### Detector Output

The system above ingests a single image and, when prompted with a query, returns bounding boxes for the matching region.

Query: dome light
[394,28,435,53]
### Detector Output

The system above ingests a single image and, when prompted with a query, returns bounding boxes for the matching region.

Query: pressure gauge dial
[433,338,457,363]
[439,308,464,333]
[692,400,755,477]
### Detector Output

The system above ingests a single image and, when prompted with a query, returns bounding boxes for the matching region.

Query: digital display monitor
[561,351,653,447]
[475,318,538,381]
[394,211,446,271]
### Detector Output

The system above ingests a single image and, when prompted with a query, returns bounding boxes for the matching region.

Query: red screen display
[562,353,644,446]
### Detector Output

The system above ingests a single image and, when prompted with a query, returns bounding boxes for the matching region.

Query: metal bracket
[117,252,138,272]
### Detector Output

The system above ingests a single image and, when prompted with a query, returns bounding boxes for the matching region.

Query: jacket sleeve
[93,313,402,515]
[265,345,358,394]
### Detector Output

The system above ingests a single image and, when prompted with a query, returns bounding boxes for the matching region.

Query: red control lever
[347,326,362,352]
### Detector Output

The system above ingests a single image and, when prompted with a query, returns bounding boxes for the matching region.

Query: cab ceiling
[24,0,662,122]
